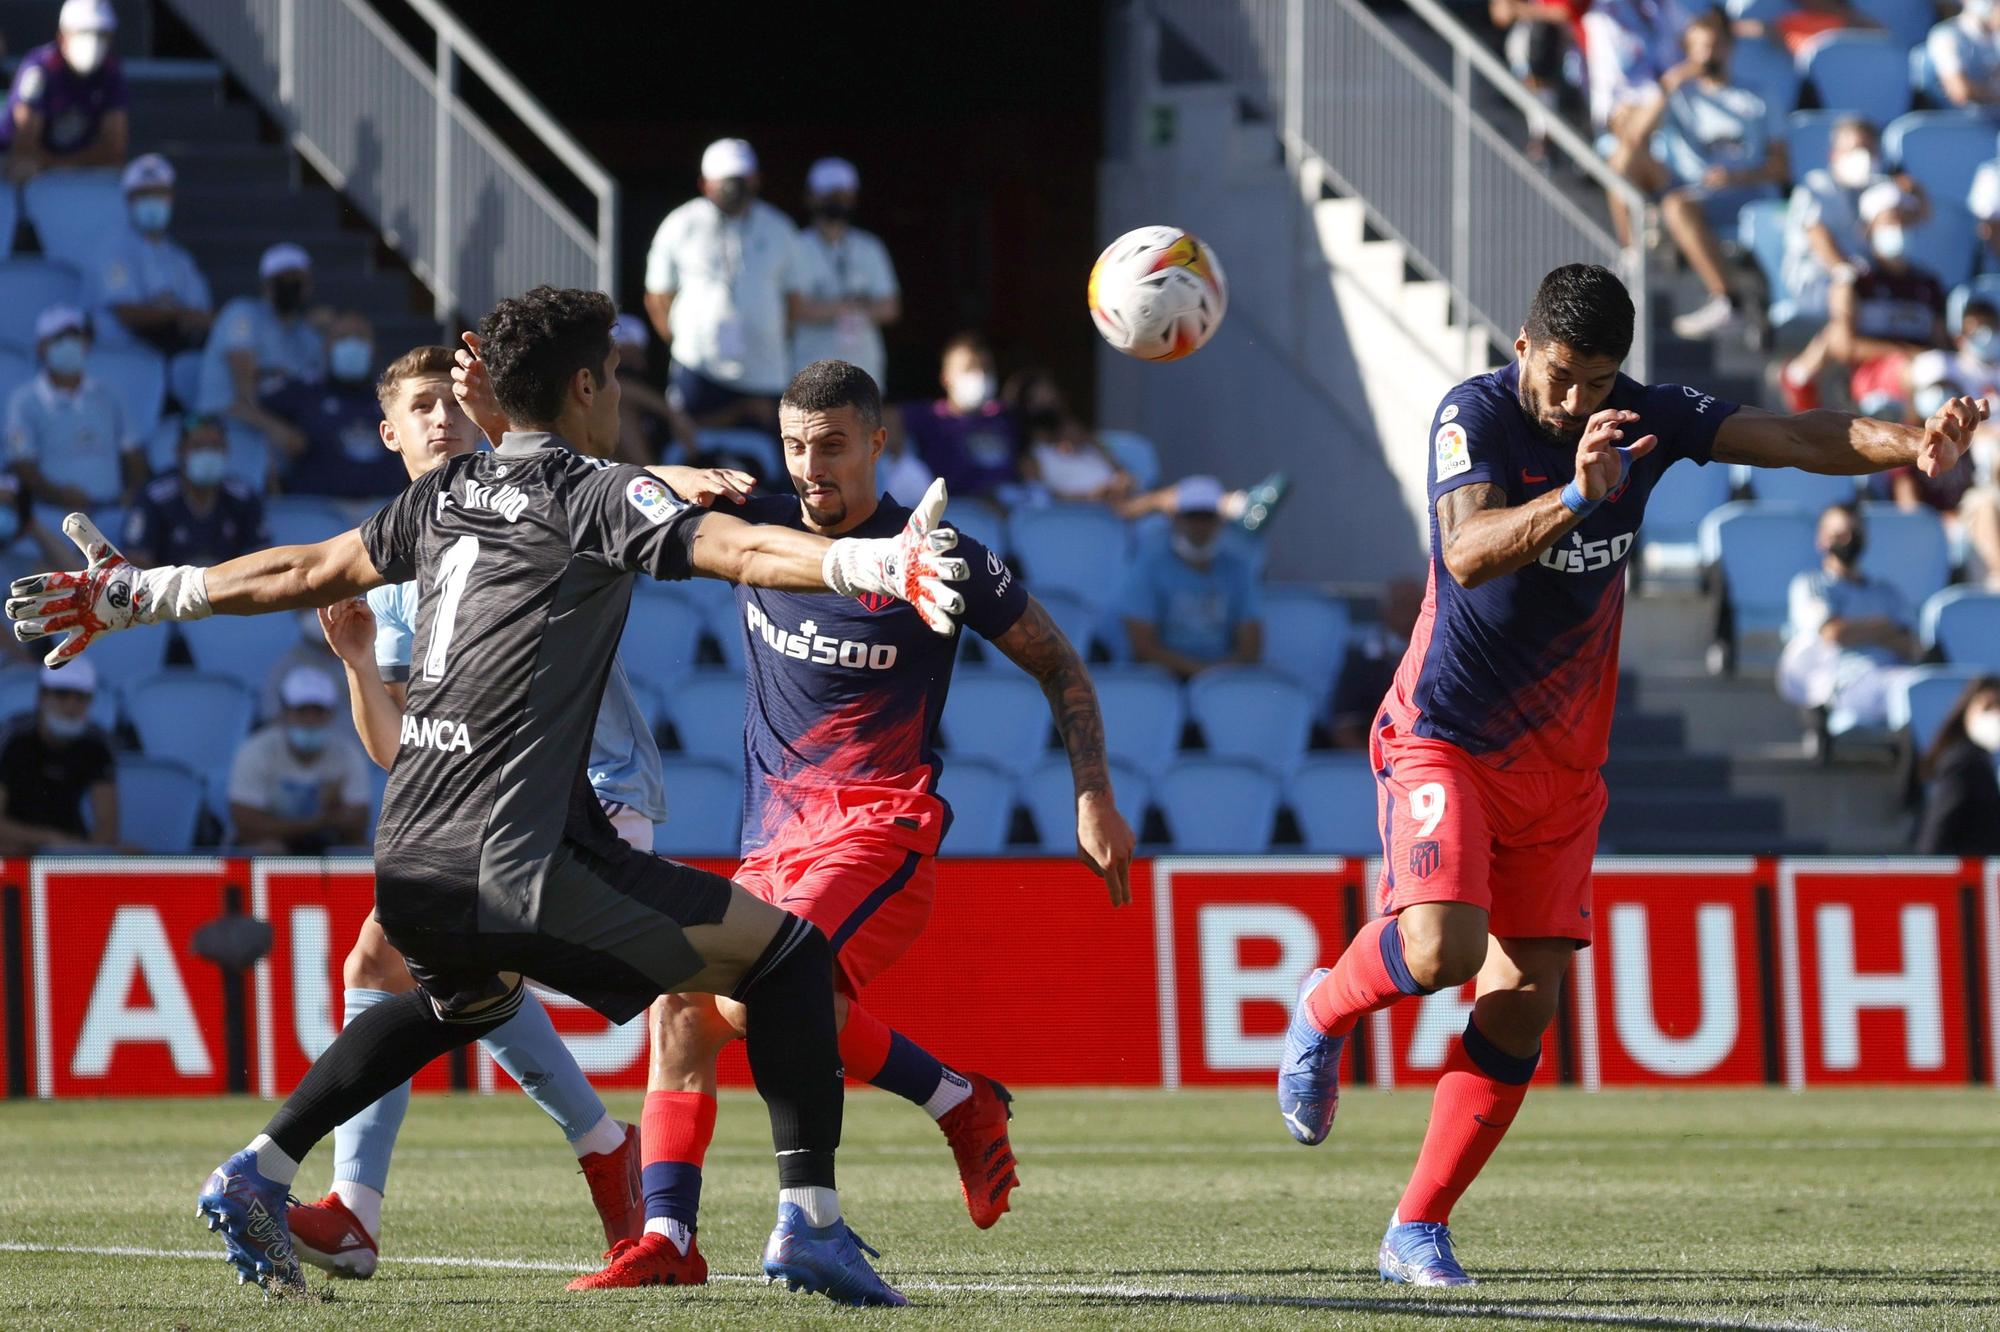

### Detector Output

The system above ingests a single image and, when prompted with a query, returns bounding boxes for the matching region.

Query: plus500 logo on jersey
[746,601,899,671]
[1538,530,1635,574]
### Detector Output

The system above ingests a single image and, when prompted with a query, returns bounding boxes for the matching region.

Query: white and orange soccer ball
[1087,225,1228,362]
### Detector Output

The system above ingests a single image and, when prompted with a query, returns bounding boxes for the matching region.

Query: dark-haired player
[9,286,971,1307]
[1276,263,1983,1285]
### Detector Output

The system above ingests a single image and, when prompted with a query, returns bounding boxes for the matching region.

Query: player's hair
[1966,298,2000,327]
[375,345,455,410]
[1523,264,1633,363]
[477,286,616,427]
[941,330,992,365]
[781,359,883,428]
[1923,674,2000,779]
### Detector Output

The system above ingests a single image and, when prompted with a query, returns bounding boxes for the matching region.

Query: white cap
[41,658,97,693]
[279,666,339,711]
[807,156,860,196]
[700,137,757,181]
[1173,475,1225,514]
[611,313,649,348]
[120,152,174,193]
[258,242,311,280]
[59,0,117,32]
[34,303,86,342]
[1859,181,1912,225]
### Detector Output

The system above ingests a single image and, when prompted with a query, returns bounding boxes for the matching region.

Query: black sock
[262,986,519,1161]
[736,915,841,1190]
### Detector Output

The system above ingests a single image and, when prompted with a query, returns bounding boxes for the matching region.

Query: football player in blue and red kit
[1277,264,1983,1284]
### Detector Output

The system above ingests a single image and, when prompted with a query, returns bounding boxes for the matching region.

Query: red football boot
[937,1073,1019,1229]
[287,1192,379,1279]
[578,1120,643,1247]
[565,1231,709,1290]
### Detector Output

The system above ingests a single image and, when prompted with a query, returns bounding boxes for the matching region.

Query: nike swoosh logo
[1521,471,1549,484]
[1579,907,1591,918]
[1473,1114,1512,1128]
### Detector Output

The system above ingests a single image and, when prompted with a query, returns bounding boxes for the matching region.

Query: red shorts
[734,809,939,996]
[1370,717,1605,943]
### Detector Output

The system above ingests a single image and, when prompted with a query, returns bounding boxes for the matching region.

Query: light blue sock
[480,988,609,1145]
[330,988,410,1194]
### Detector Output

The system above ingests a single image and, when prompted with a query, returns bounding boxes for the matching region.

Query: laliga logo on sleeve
[626,476,684,525]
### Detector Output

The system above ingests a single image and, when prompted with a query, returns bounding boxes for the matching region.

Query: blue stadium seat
[0,259,82,353]
[704,590,746,669]
[223,419,273,494]
[1858,0,1938,51]
[1289,754,1382,855]
[1096,429,1161,489]
[21,169,125,268]
[1800,32,1912,126]
[1007,504,1129,607]
[0,663,118,731]
[1642,460,1736,574]
[263,496,350,549]
[1885,111,1997,207]
[1700,501,1821,639]
[1737,197,1788,293]
[941,671,1050,776]
[620,592,708,691]
[1887,664,1984,750]
[1021,586,1099,661]
[1907,204,1978,290]
[1090,663,1186,771]
[1921,585,2000,666]
[116,755,206,854]
[1156,757,1280,853]
[68,615,171,685]
[1784,110,1845,188]
[935,756,1016,853]
[1021,753,1150,853]
[168,349,202,410]
[1744,467,1859,510]
[1259,587,1350,694]
[84,345,166,442]
[652,757,741,857]
[1731,38,1800,126]
[660,668,745,767]
[0,184,14,261]
[1946,273,2000,334]
[1186,665,1315,775]
[694,427,781,480]
[1858,501,1952,614]
[178,615,311,702]
[944,495,1008,558]
[1910,41,1946,107]
[127,672,257,781]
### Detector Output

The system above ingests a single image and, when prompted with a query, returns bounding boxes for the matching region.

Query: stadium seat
[116,755,206,854]
[168,350,202,410]
[1007,504,1129,607]
[1857,0,1938,51]
[1946,273,2000,335]
[1700,501,1821,640]
[0,184,14,262]
[1289,754,1382,855]
[0,663,118,731]
[1020,753,1150,853]
[1858,501,1952,615]
[223,419,274,494]
[1186,665,1315,775]
[659,668,745,767]
[1259,586,1350,693]
[694,427,781,480]
[20,170,125,268]
[179,615,311,702]
[651,757,741,857]
[1743,467,1858,510]
[1021,586,1097,660]
[1730,38,1800,127]
[1887,664,1984,750]
[1799,32,1911,127]
[65,614,171,685]
[941,671,1050,776]
[1737,197,1787,294]
[1921,585,2000,666]
[0,259,82,353]
[126,672,256,784]
[85,345,167,442]
[1155,756,1280,853]
[1090,663,1186,771]
[1885,112,1996,209]
[935,756,1016,853]
[1642,460,1736,575]
[1784,110,1846,188]
[943,496,1009,558]
[1909,42,1945,107]
[620,592,708,691]
[1097,428,1161,489]
[703,590,747,669]
[0,348,30,402]
[1906,204,1978,291]
[263,496,350,549]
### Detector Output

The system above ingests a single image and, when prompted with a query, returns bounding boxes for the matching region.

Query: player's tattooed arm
[1435,483,1579,588]
[1712,398,1988,479]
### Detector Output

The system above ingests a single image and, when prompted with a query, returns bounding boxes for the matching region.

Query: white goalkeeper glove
[821,478,969,635]
[6,514,211,668]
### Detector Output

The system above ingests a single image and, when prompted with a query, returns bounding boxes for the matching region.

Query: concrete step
[1728,752,1910,853]
[1608,711,1686,749]
[146,144,294,190]
[1620,588,1716,674]
[1600,827,1828,855]
[1621,668,1806,751]
[1311,197,1368,260]
[189,229,374,272]
[172,185,344,231]
[1601,749,1732,790]
[1606,788,1786,835]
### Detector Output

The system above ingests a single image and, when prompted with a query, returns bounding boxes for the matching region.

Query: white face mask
[1968,709,2000,753]
[1873,222,1906,262]
[64,31,107,75]
[947,370,994,413]
[1832,146,1876,191]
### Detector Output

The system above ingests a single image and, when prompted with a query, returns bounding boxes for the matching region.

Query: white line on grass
[0,1242,1854,1332]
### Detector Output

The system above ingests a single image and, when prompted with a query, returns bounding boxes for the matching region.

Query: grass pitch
[1,1087,1995,1330]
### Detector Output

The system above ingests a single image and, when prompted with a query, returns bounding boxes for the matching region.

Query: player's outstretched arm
[319,598,401,769]
[992,597,1137,905]
[1712,396,1987,478]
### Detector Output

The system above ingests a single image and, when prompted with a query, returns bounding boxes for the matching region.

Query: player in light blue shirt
[87,153,213,354]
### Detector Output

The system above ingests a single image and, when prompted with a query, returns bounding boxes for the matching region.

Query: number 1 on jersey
[424,535,480,682]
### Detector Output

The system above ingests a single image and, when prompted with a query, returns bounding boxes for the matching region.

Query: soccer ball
[1087,225,1228,362]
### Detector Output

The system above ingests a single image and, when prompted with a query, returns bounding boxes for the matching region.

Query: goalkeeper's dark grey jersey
[359,431,706,935]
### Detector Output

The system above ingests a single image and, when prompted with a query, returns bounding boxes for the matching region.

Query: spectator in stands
[1916,675,2000,854]
[122,414,267,567]
[1331,578,1424,748]
[1120,476,1263,681]
[1781,183,1946,412]
[0,661,118,855]
[1777,502,1919,728]
[1491,0,1588,168]
[893,332,1022,500]
[643,137,815,433]
[1908,349,2000,586]
[1580,0,1696,156]
[197,242,325,458]
[791,156,901,388]
[262,312,403,500]
[6,304,142,513]
[227,666,370,855]
[1780,118,1898,326]
[1927,0,2000,109]
[877,426,937,509]
[1971,156,2000,273]
[611,313,698,466]
[1005,367,1135,505]
[262,612,350,721]
[0,0,126,184]
[87,153,213,355]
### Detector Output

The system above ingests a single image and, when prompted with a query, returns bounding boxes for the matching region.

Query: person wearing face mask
[790,157,901,388]
[196,242,326,471]
[87,153,214,355]
[610,313,700,466]
[0,0,128,185]
[1779,118,1897,334]
[1777,502,1919,731]
[263,312,405,499]
[891,332,1023,501]
[1916,676,2000,854]
[226,666,370,855]
[0,660,121,855]
[122,415,267,569]
[1782,182,1947,414]
[1118,475,1264,681]
[643,138,817,435]
[1928,0,2000,108]
[5,304,143,521]
[1005,366,1135,504]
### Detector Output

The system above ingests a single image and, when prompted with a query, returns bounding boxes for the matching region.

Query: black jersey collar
[495,430,575,457]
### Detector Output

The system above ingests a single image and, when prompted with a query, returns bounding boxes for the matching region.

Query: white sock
[779,1186,841,1228]
[331,1180,384,1241]
[570,1112,627,1160]
[246,1133,300,1188]
[643,1216,694,1254]
[923,1068,973,1121]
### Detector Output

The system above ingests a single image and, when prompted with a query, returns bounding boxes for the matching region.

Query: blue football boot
[195,1149,304,1291]
[1378,1212,1477,1287]
[1277,966,1342,1145]
[761,1202,906,1307]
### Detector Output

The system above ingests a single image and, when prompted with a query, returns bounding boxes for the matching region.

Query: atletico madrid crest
[854,592,893,613]
[1409,840,1441,880]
